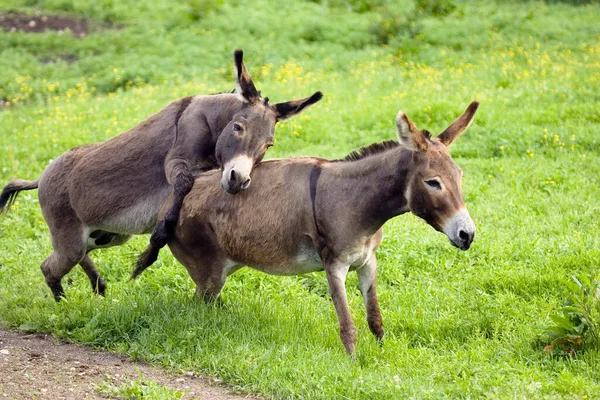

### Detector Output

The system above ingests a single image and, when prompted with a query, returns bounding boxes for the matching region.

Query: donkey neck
[324,146,414,234]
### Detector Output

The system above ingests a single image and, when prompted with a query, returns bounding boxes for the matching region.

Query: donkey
[0,50,322,302]
[134,102,479,358]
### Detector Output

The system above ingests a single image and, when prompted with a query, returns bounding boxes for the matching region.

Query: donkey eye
[233,123,243,132]
[425,179,442,190]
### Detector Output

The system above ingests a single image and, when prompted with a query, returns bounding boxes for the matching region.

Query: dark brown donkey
[134,102,479,358]
[0,50,322,301]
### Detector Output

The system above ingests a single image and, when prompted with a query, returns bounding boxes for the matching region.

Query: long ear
[396,111,428,151]
[274,91,323,121]
[233,49,260,102]
[437,101,479,146]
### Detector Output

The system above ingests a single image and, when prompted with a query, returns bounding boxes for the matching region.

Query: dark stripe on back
[309,163,325,241]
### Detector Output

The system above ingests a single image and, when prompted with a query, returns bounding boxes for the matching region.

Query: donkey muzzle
[443,208,476,250]
[221,155,253,194]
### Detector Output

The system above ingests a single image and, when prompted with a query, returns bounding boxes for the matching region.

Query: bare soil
[0,330,258,399]
[0,12,88,38]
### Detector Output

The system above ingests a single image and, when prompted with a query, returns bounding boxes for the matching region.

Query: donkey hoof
[52,291,65,302]
[50,284,65,302]
[96,280,107,297]
[213,298,227,308]
[205,296,226,308]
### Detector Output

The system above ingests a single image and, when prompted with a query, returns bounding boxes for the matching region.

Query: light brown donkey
[0,50,322,301]
[135,102,479,358]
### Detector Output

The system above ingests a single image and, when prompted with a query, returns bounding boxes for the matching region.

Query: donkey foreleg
[357,255,384,344]
[325,262,357,359]
[135,160,195,277]
[155,161,195,244]
[163,162,195,231]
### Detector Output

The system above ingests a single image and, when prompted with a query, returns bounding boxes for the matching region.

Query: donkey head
[216,50,323,194]
[396,102,479,250]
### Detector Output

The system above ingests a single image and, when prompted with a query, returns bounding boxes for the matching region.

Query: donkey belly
[242,235,324,276]
[288,240,324,274]
[97,187,172,235]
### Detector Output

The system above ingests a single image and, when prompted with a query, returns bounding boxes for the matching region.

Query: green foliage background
[0,0,599,398]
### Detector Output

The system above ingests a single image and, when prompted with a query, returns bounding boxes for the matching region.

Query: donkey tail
[0,179,39,214]
[132,219,172,279]
[132,242,161,279]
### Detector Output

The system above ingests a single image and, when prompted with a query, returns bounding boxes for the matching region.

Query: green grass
[1,0,600,398]
[97,376,185,399]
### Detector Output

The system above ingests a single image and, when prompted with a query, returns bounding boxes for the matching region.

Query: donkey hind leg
[82,232,132,296]
[193,264,229,304]
[193,263,241,307]
[357,255,384,344]
[176,250,230,304]
[41,245,86,302]
[79,255,106,296]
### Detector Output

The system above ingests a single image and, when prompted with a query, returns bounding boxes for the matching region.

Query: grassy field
[1,0,599,398]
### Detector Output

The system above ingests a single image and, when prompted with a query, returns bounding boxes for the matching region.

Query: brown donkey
[135,102,479,358]
[0,50,322,301]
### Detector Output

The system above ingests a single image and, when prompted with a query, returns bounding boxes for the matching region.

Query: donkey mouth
[449,237,472,251]
[221,179,251,194]
[443,209,476,251]
[222,182,242,194]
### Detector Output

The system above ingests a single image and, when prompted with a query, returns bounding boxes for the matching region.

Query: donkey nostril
[241,177,251,189]
[459,230,469,242]
[230,169,237,182]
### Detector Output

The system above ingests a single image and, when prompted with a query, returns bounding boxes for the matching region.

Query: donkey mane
[340,129,435,163]
[209,89,236,95]
[341,140,399,162]
[211,89,268,104]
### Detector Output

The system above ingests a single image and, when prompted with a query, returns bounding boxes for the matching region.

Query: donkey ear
[396,111,428,151]
[274,91,323,121]
[437,101,479,147]
[233,49,260,102]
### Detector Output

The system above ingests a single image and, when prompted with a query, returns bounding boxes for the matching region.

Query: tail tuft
[0,179,39,214]
[132,218,173,279]
[132,244,161,279]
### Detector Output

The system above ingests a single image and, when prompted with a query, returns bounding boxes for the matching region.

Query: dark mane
[341,140,399,162]
[209,89,236,95]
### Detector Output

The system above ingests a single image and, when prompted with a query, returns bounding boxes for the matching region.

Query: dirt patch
[0,330,259,399]
[0,12,88,38]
